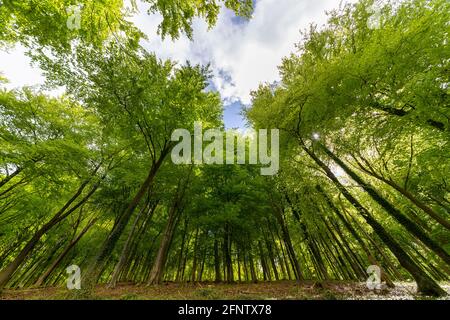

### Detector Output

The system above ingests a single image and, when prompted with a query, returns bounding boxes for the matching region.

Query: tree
[0,89,112,289]
[245,0,449,295]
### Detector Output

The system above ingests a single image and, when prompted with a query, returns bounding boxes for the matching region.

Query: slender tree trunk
[248,249,258,283]
[224,223,234,283]
[198,249,206,282]
[190,229,200,282]
[175,218,189,282]
[84,149,169,290]
[353,155,450,230]
[237,247,242,282]
[264,233,279,281]
[269,200,303,280]
[300,140,446,296]
[214,239,222,283]
[0,178,100,289]
[108,199,155,288]
[0,233,29,269]
[258,241,269,281]
[243,252,249,282]
[0,167,23,189]
[277,231,293,280]
[267,223,288,280]
[321,144,450,266]
[147,202,182,285]
[284,193,328,280]
[34,219,96,287]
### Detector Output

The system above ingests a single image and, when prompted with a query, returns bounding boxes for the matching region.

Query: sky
[0,0,356,129]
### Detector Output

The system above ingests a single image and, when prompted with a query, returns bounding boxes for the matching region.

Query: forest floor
[1,281,450,300]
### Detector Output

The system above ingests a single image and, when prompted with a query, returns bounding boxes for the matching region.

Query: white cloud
[132,0,357,105]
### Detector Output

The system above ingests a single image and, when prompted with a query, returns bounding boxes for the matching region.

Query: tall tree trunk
[237,247,242,282]
[34,219,96,287]
[0,167,23,189]
[269,197,303,280]
[84,149,169,290]
[147,201,182,285]
[263,232,279,281]
[277,231,293,280]
[321,144,450,266]
[108,199,156,288]
[353,155,450,230]
[248,249,258,283]
[224,223,234,283]
[283,193,328,280]
[258,241,269,281]
[300,140,446,296]
[267,223,288,280]
[147,173,189,285]
[175,218,189,282]
[214,239,222,283]
[198,249,206,282]
[190,228,200,282]
[0,177,100,289]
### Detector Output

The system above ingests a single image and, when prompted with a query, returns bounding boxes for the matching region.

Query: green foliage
[247,0,449,293]
[0,0,133,50]
[0,0,254,51]
[144,0,253,39]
